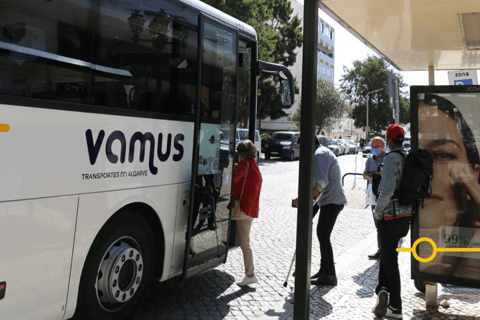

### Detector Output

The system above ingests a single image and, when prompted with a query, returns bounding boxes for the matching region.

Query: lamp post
[366,88,384,141]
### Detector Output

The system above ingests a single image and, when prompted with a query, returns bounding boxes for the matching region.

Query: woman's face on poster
[418,101,480,275]
[418,102,473,227]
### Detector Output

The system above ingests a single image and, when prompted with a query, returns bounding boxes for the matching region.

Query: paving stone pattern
[133,156,480,320]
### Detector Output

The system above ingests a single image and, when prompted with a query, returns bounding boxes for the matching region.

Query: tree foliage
[339,56,409,134]
[201,0,303,120]
[292,78,345,134]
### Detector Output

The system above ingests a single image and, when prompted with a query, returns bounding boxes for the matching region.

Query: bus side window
[92,1,198,117]
[92,82,128,109]
[0,53,24,96]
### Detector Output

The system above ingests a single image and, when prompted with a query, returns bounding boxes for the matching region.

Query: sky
[318,9,452,89]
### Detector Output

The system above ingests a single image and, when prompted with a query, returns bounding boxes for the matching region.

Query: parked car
[237,128,261,161]
[264,131,300,161]
[347,140,358,154]
[403,138,411,152]
[333,139,345,155]
[327,139,341,157]
[339,139,350,155]
[362,141,372,157]
[317,135,328,147]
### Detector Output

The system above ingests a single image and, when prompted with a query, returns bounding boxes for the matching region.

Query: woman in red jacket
[233,139,262,286]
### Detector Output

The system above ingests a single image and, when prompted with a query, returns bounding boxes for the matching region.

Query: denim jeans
[375,217,410,309]
[315,203,344,276]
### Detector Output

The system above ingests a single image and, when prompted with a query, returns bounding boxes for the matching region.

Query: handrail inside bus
[0,41,133,78]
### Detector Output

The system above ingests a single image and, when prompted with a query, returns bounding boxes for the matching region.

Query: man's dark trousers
[376,217,410,309]
[315,203,344,276]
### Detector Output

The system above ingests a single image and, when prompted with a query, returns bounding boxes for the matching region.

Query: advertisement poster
[411,86,480,288]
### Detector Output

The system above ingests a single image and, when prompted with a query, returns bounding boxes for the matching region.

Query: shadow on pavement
[134,269,245,320]
[353,263,379,298]
[439,286,480,303]
[307,287,334,318]
[412,308,479,320]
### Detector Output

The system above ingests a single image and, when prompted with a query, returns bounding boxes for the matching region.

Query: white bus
[0,0,294,319]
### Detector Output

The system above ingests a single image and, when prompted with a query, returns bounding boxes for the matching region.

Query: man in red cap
[372,124,411,319]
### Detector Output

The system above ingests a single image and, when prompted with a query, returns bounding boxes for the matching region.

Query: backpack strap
[388,149,405,219]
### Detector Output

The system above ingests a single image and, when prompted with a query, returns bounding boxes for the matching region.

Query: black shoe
[311,270,324,279]
[208,223,217,230]
[368,252,381,260]
[311,274,337,286]
[293,270,321,278]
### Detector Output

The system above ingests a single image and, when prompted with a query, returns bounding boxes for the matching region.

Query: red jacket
[232,158,262,218]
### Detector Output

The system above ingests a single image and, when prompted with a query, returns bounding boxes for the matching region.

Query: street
[132,153,480,320]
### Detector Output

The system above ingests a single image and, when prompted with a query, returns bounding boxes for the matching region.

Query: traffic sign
[448,70,478,85]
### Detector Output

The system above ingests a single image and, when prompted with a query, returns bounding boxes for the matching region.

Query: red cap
[386,124,405,141]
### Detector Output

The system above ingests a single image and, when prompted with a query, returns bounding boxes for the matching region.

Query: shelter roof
[320,0,480,71]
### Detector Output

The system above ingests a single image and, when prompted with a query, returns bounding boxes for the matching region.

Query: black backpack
[392,149,433,207]
[371,172,383,199]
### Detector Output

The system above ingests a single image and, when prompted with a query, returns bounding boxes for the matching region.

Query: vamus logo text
[86,129,185,175]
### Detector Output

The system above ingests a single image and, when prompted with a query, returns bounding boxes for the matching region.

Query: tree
[292,78,345,134]
[340,55,409,134]
[201,0,303,120]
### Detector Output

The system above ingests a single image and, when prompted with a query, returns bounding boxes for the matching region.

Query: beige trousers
[236,216,255,277]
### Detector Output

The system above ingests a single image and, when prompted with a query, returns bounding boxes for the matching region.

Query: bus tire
[72,209,155,320]
[265,153,271,160]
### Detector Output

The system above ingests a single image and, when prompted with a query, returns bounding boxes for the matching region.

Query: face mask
[371,147,381,156]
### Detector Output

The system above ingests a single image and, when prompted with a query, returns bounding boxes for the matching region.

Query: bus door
[182,16,238,279]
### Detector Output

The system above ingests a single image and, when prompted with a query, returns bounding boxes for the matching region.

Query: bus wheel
[414,279,426,293]
[72,210,154,320]
[265,153,271,160]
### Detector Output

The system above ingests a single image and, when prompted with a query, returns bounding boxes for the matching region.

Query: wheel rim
[96,237,144,311]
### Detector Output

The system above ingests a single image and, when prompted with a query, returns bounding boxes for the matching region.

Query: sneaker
[385,305,402,318]
[373,289,388,317]
[368,252,381,260]
[237,275,258,287]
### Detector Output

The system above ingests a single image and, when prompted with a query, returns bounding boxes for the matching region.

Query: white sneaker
[385,305,403,318]
[237,275,258,287]
[372,289,388,317]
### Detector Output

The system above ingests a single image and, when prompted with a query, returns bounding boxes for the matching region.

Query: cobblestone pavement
[134,154,480,320]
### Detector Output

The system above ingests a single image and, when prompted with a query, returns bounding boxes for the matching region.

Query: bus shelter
[296,1,480,318]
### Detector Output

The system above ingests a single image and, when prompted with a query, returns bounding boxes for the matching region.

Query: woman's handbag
[231,161,250,220]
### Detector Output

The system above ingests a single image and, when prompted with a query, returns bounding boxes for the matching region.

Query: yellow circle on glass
[411,237,437,263]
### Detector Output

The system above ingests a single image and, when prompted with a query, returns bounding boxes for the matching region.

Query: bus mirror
[281,79,292,106]
[257,61,295,105]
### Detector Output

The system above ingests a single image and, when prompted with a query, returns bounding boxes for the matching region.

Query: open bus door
[181,16,238,281]
[182,15,294,282]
